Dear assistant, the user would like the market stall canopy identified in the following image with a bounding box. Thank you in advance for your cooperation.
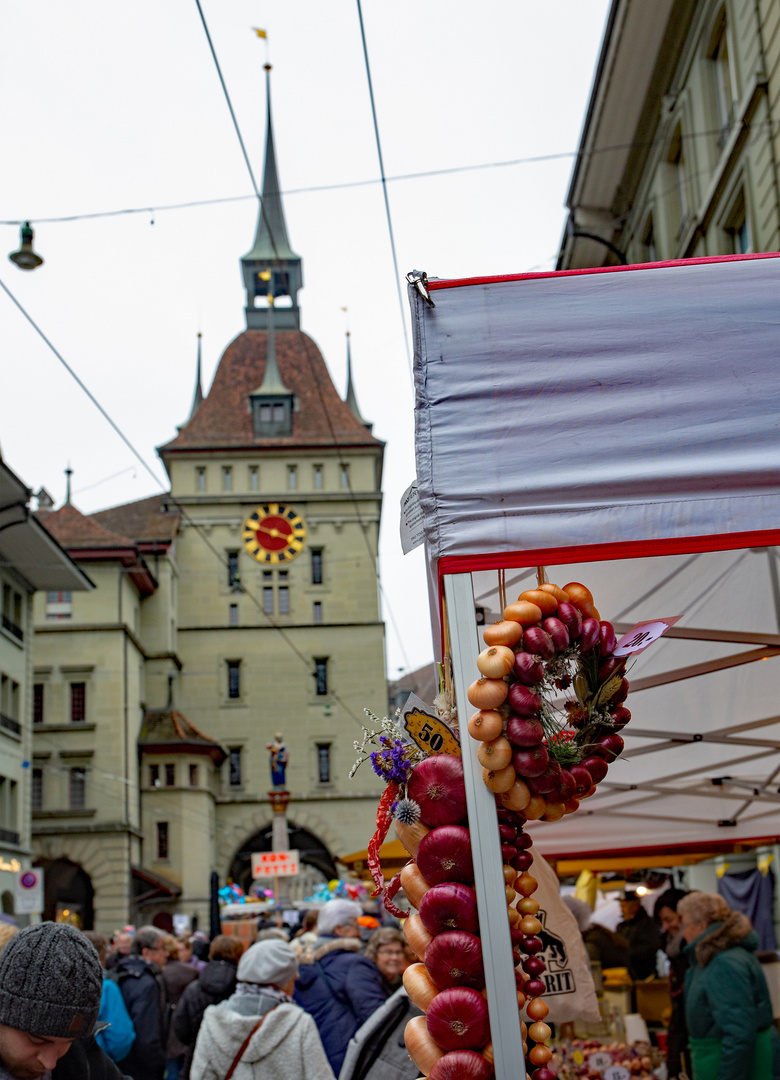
[410,254,780,859]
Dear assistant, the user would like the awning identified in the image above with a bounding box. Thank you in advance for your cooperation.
[132,865,181,906]
[339,839,409,879]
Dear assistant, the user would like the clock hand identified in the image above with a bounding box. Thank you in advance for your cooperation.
[249,523,289,540]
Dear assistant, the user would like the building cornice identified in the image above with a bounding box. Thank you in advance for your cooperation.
[33,622,183,670]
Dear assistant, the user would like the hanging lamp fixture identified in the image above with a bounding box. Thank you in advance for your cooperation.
[9,222,44,271]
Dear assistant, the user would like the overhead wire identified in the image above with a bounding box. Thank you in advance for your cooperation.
[3,119,778,227]
[354,0,413,384]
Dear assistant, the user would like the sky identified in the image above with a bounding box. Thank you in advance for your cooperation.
[0,0,610,680]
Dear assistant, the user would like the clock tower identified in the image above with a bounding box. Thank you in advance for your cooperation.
[157,68,386,903]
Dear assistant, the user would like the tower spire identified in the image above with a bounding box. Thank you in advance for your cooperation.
[64,466,73,505]
[187,333,204,422]
[241,65,303,331]
[344,333,372,433]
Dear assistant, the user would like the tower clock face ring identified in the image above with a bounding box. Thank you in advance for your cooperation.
[242,503,306,564]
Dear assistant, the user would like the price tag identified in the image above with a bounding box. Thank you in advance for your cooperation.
[401,693,461,756]
[613,616,680,656]
[603,1067,630,1080]
[589,1051,613,1070]
[572,1049,585,1066]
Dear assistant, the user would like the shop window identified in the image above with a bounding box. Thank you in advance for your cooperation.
[317,743,332,784]
[70,683,86,723]
[228,747,242,787]
[311,549,323,585]
[33,683,44,724]
[157,822,168,860]
[314,658,328,696]
[69,768,86,810]
[227,661,241,699]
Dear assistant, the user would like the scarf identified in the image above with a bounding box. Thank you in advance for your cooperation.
[235,983,294,1004]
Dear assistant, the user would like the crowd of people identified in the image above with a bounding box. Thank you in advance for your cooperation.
[0,899,417,1080]
[0,890,778,1080]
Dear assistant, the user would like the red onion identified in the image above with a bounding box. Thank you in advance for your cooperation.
[419,882,479,936]
[408,755,467,828]
[429,1050,493,1080]
[512,850,533,871]
[525,978,546,997]
[523,627,555,661]
[598,657,623,681]
[417,826,474,885]
[501,843,518,863]
[528,763,562,795]
[523,955,546,975]
[610,706,631,730]
[599,621,618,654]
[552,768,576,802]
[506,715,544,746]
[514,831,533,851]
[424,930,484,990]
[595,732,624,761]
[580,618,600,652]
[426,986,490,1052]
[496,807,523,826]
[533,1069,557,1080]
[542,616,570,652]
[512,744,549,778]
[569,764,593,795]
[520,935,544,955]
[610,677,629,704]
[507,684,542,717]
[513,651,545,685]
[557,601,582,638]
[581,755,608,783]
[498,824,517,843]
[509,925,524,947]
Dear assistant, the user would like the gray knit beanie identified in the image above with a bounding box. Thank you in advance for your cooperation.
[0,922,102,1038]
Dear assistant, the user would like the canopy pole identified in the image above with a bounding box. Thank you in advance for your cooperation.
[443,572,526,1080]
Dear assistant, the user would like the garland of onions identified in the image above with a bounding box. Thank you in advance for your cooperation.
[356,578,631,1080]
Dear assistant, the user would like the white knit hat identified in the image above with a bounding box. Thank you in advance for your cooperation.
[316,899,363,936]
[237,939,298,988]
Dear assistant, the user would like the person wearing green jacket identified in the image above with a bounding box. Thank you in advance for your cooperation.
[679,892,780,1080]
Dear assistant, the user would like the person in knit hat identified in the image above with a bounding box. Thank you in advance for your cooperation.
[0,921,125,1080]
[191,939,334,1080]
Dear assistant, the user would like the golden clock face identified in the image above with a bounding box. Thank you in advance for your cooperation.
[242,503,306,564]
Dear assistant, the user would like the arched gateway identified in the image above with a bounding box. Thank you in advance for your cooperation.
[229,823,337,897]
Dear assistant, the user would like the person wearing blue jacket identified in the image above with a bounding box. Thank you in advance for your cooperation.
[293,900,387,1075]
[84,932,136,1064]
[679,892,780,1080]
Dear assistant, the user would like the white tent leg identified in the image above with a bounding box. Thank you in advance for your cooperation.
[444,572,526,1080]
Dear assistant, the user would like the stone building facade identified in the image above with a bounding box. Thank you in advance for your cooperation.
[558,0,780,270]
[30,81,387,933]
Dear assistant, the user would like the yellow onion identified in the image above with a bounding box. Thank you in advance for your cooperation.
[467,678,508,710]
[467,709,504,742]
[400,861,432,909]
[395,819,431,857]
[404,1014,445,1075]
[482,763,516,793]
[403,963,439,1012]
[483,620,524,647]
[476,645,515,679]
[477,736,513,770]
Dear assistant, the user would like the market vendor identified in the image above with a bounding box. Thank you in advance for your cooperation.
[679,892,780,1080]
[617,890,662,980]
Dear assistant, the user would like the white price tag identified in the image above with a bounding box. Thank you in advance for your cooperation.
[603,1067,630,1080]
[399,480,425,554]
[613,616,680,656]
[589,1051,613,1070]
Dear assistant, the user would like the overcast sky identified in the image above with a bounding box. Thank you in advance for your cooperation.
[1,0,609,681]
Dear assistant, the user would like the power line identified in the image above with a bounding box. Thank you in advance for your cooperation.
[3,119,776,228]
[355,0,412,384]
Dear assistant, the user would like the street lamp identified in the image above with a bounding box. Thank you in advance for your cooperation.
[9,222,44,270]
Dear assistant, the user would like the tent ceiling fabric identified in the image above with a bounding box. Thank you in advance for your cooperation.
[410,255,780,858]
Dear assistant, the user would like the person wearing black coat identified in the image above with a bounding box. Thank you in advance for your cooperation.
[53,1037,128,1080]
[113,926,169,1080]
[617,892,662,981]
[172,935,243,1080]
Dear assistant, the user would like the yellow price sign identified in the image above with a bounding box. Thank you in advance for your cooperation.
[572,1050,585,1066]
[402,708,460,757]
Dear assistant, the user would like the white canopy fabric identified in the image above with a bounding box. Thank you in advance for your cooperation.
[410,255,780,857]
